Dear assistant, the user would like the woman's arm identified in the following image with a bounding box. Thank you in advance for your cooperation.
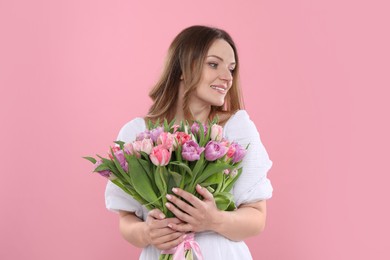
[166,185,267,241]
[118,209,186,250]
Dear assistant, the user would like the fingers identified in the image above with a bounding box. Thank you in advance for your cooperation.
[172,187,202,207]
[166,193,196,216]
[150,226,180,241]
[168,222,193,233]
[156,233,187,251]
[147,211,181,231]
[165,201,192,223]
[195,184,214,201]
[148,209,166,220]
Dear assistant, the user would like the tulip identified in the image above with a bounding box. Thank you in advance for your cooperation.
[95,160,111,178]
[136,130,151,141]
[140,138,153,154]
[108,146,121,160]
[182,140,205,161]
[150,145,171,166]
[124,142,135,155]
[114,150,128,172]
[175,131,191,145]
[210,124,223,141]
[230,142,247,163]
[204,141,228,161]
[191,122,208,136]
[150,127,164,143]
[157,132,175,151]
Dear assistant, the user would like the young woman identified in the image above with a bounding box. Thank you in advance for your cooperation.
[105,25,273,259]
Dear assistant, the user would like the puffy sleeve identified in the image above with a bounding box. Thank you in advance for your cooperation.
[104,117,146,219]
[224,110,273,206]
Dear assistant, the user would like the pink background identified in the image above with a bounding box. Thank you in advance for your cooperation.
[1,0,389,259]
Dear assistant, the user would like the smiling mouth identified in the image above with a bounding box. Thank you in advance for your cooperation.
[210,85,227,92]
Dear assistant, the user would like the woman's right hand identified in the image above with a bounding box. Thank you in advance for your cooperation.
[145,209,186,250]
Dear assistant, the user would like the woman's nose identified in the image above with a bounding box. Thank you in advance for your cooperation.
[219,67,233,81]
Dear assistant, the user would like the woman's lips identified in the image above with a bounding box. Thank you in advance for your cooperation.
[210,85,227,94]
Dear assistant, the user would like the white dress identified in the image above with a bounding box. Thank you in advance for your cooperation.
[105,110,273,260]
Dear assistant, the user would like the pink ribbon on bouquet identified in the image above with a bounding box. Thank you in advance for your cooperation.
[162,233,203,260]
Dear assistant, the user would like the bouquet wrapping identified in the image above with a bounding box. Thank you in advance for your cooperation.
[84,118,248,260]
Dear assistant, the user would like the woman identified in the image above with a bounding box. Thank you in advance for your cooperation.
[105,25,273,259]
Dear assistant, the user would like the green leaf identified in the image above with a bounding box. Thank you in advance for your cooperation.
[128,157,160,205]
[226,201,237,211]
[206,186,215,193]
[147,119,153,130]
[94,164,110,172]
[195,162,233,184]
[200,171,223,186]
[114,141,125,149]
[168,117,176,132]
[199,122,205,146]
[192,154,205,177]
[82,156,97,164]
[154,166,167,196]
[214,192,235,211]
[211,115,219,125]
[223,167,243,192]
[109,148,133,185]
[168,170,182,187]
[169,161,193,177]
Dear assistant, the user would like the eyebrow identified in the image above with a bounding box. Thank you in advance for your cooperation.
[207,55,236,65]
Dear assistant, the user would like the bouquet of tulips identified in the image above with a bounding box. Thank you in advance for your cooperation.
[84,118,248,260]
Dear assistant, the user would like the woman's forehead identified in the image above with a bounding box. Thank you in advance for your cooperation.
[207,39,236,63]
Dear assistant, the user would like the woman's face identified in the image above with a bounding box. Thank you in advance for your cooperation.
[189,39,236,108]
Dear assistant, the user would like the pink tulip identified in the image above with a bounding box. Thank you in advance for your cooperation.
[124,142,135,155]
[108,146,121,160]
[171,124,180,133]
[210,124,223,141]
[140,138,153,154]
[132,141,142,152]
[149,145,171,166]
[174,131,191,145]
[226,145,236,158]
[157,132,175,150]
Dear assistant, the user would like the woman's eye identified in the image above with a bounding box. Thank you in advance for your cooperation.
[208,62,218,68]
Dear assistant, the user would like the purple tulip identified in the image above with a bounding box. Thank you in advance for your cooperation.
[182,140,205,161]
[204,141,228,161]
[95,160,111,178]
[136,130,151,141]
[114,150,128,172]
[150,127,164,143]
[231,143,247,163]
[191,122,208,136]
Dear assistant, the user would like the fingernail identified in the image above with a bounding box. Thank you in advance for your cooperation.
[168,224,173,228]
[182,234,187,240]
[166,194,172,200]
[172,188,178,193]
[159,213,165,219]
[165,202,171,208]
[197,184,202,189]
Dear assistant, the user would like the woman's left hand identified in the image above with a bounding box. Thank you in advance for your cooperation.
[165,184,220,233]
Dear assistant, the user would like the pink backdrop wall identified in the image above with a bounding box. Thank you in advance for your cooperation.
[1,0,389,259]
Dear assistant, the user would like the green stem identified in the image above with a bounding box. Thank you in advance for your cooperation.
[160,167,168,214]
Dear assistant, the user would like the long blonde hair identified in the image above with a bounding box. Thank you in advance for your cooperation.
[146,25,244,125]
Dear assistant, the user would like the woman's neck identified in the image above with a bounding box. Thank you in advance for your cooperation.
[189,104,211,124]
[174,84,211,124]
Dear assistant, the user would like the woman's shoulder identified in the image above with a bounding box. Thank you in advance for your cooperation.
[117,117,146,142]
[223,110,251,127]
[223,110,258,137]
[216,110,248,126]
